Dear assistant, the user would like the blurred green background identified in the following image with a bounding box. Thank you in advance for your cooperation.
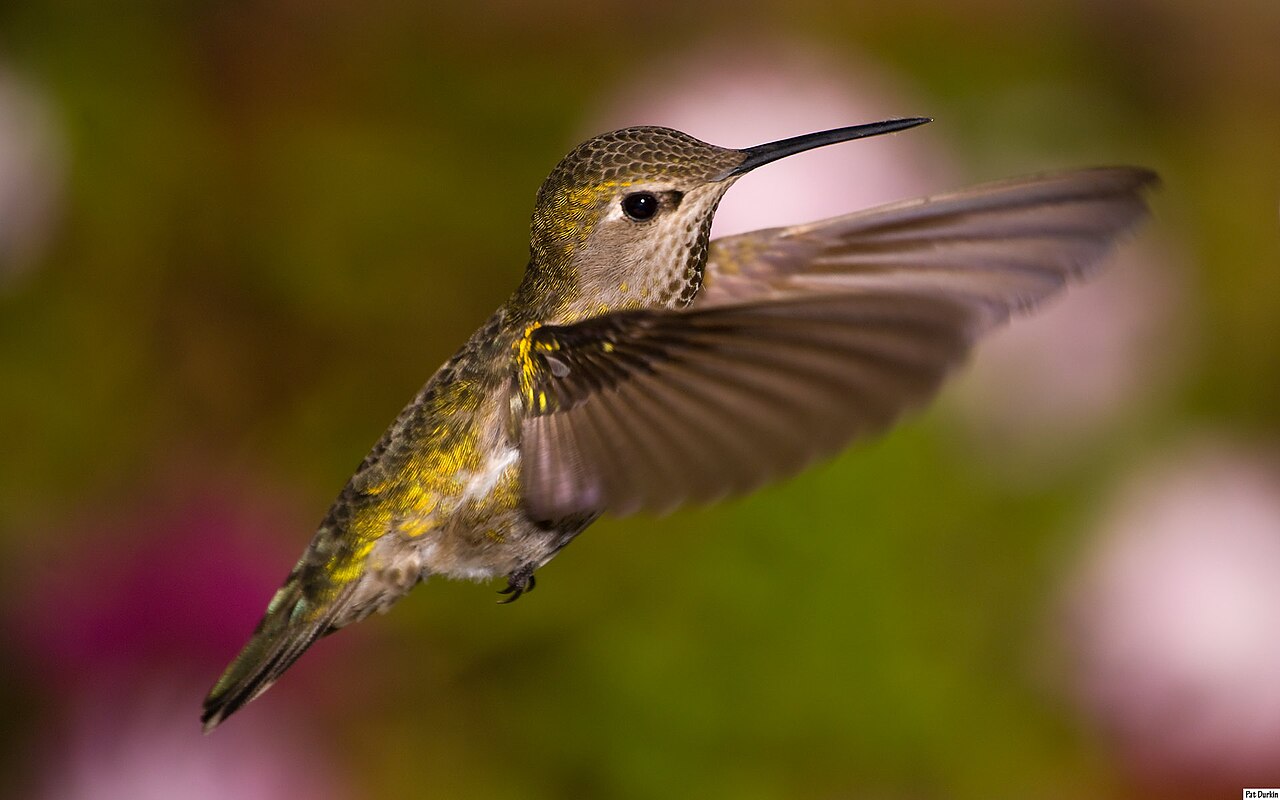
[2,1,1279,798]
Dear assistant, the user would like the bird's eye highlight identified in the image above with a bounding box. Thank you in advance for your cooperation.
[621,192,659,221]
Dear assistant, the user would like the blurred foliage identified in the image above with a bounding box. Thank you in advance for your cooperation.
[1,1,1277,798]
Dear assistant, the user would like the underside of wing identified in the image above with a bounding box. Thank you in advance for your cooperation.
[700,167,1158,325]
[518,292,983,521]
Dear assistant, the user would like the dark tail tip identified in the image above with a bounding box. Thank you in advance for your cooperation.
[200,581,338,732]
[201,622,326,733]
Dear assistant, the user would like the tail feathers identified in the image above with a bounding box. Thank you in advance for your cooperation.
[201,577,353,733]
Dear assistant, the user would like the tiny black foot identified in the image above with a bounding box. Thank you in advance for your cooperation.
[497,565,537,604]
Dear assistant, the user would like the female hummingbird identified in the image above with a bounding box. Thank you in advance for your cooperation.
[201,118,1156,731]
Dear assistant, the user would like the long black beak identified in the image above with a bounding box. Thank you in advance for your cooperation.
[721,117,931,179]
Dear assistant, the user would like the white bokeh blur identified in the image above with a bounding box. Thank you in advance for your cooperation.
[38,683,344,800]
[0,65,63,283]
[584,38,955,238]
[953,237,1189,478]
[1064,443,1280,780]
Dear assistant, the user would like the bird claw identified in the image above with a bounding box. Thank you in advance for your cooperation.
[497,567,536,604]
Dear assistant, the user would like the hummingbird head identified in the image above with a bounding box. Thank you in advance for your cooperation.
[520,118,930,321]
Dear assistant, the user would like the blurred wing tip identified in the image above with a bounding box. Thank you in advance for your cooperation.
[1072,163,1157,180]
[1012,164,1160,190]
[1088,165,1162,209]
[1104,165,1160,187]
[1133,166,1161,188]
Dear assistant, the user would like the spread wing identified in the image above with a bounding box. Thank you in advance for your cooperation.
[516,292,983,520]
[517,167,1157,521]
[699,167,1158,314]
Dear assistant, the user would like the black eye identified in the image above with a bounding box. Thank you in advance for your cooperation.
[621,192,659,221]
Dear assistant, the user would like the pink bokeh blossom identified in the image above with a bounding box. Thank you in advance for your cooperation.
[585,39,955,238]
[1064,443,1280,785]
[952,238,1188,478]
[0,65,64,281]
[8,483,355,799]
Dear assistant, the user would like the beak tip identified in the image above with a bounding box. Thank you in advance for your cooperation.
[725,116,934,178]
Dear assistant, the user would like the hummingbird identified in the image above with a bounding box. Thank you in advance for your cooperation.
[201,118,1156,731]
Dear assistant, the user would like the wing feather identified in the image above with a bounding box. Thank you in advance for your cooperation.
[518,167,1157,520]
[700,167,1158,323]
[519,292,980,519]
